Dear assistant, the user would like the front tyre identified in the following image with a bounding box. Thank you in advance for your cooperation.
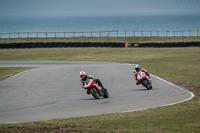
[90,88,100,99]
[142,79,151,90]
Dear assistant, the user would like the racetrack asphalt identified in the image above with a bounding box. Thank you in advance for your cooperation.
[0,61,193,124]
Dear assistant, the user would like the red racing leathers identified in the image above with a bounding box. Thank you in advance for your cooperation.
[134,68,150,85]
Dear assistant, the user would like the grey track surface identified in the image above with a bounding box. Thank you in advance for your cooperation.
[0,61,192,124]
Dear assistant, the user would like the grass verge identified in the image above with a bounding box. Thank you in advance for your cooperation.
[0,47,200,132]
[0,67,34,81]
[0,36,200,44]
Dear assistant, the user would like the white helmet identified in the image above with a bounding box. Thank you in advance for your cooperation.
[80,71,86,80]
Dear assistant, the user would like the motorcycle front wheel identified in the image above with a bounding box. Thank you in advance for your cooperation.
[90,87,100,99]
[142,79,151,90]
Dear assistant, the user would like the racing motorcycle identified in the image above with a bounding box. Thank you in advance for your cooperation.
[83,79,109,99]
[136,71,152,90]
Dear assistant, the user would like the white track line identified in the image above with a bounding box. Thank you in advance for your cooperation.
[6,68,38,80]
[122,63,195,113]
[0,121,18,124]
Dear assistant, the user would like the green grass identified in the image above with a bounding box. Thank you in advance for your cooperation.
[0,47,200,133]
[0,67,34,81]
[1,36,200,44]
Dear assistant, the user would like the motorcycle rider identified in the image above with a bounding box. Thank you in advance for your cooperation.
[80,71,104,94]
[133,65,151,85]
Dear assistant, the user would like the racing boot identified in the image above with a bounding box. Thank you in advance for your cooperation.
[86,91,90,95]
[136,80,140,85]
[99,90,103,97]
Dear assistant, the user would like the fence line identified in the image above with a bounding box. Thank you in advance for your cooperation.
[0,30,199,39]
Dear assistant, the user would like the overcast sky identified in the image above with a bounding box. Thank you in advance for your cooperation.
[0,0,200,16]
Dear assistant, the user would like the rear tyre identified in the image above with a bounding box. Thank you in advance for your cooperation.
[150,83,153,89]
[103,88,109,98]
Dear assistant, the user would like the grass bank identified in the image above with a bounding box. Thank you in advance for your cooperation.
[0,67,34,81]
[0,47,200,132]
[0,36,200,44]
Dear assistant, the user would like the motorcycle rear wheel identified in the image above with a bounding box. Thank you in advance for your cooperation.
[150,83,153,89]
[103,88,109,98]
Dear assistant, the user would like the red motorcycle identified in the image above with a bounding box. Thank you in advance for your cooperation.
[83,79,109,99]
[136,71,152,90]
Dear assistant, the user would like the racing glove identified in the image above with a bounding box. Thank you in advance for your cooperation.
[145,71,149,75]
